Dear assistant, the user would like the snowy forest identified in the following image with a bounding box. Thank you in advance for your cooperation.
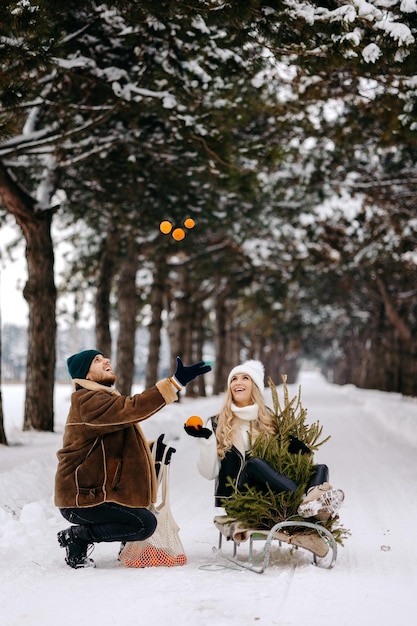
[1,0,417,441]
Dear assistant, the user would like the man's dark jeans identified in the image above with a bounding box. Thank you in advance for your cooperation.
[59,502,157,544]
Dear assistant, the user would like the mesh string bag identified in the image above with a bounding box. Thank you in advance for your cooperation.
[119,446,187,568]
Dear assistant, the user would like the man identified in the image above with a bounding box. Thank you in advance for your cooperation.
[55,350,211,569]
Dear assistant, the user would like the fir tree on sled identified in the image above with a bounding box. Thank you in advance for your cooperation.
[217,375,349,564]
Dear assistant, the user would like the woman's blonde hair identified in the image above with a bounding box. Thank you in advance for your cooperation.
[215,383,276,459]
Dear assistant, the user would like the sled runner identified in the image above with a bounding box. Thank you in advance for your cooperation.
[213,514,337,573]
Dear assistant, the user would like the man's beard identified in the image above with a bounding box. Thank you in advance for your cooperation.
[97,372,117,386]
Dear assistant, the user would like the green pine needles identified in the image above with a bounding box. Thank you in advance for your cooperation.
[223,375,350,545]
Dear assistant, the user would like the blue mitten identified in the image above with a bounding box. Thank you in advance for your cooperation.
[184,423,212,439]
[172,356,211,387]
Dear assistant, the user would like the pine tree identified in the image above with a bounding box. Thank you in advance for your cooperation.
[223,375,349,544]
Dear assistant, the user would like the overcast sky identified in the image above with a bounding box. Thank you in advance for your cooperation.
[0,224,28,326]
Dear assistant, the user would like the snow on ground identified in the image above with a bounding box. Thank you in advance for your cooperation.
[0,370,416,626]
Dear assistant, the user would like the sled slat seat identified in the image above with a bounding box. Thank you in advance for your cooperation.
[213,514,337,573]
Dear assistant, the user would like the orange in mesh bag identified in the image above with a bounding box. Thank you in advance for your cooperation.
[119,444,187,568]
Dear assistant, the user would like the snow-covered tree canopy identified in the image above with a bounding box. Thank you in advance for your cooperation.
[1,0,417,403]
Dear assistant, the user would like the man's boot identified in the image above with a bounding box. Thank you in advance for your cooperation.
[57,527,95,569]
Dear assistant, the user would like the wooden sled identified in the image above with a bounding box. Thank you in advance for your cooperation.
[213,515,337,573]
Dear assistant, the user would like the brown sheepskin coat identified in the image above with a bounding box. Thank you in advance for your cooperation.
[54,378,178,509]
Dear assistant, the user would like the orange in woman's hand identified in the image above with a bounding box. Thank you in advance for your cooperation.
[185,415,203,429]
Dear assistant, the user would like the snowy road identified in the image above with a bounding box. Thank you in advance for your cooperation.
[0,370,416,625]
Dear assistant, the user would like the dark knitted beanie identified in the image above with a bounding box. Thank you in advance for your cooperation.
[67,349,104,379]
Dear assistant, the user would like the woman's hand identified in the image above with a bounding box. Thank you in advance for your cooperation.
[184,423,212,439]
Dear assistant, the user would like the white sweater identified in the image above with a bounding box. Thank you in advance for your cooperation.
[196,404,258,480]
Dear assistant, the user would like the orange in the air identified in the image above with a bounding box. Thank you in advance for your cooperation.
[159,220,173,234]
[184,218,195,229]
[172,228,185,241]
[186,415,203,429]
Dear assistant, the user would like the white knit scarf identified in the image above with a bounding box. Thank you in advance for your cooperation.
[231,403,259,454]
[231,402,259,421]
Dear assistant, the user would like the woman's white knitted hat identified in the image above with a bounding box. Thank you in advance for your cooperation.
[227,360,265,391]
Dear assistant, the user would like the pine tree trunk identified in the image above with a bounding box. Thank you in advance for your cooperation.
[95,225,120,357]
[375,275,411,342]
[22,213,56,431]
[0,313,8,444]
[0,389,7,445]
[116,240,139,395]
[213,290,227,394]
[0,163,56,432]
[186,301,205,398]
[146,256,167,388]
[168,263,191,372]
[213,294,241,394]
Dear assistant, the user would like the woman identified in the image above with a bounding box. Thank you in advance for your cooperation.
[185,360,344,520]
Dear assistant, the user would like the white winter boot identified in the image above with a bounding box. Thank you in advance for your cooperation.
[297,482,345,521]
